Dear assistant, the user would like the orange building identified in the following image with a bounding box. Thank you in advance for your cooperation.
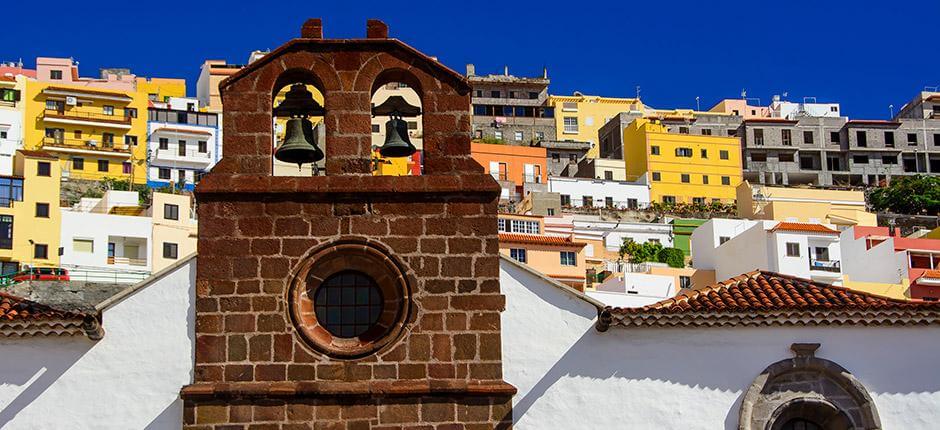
[471,143,546,201]
[497,214,587,289]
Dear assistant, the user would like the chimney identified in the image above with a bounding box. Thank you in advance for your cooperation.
[366,19,388,38]
[300,18,323,39]
[543,67,548,79]
[504,65,509,76]
[466,63,475,77]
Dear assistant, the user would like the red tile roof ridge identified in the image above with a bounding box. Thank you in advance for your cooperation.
[771,222,839,234]
[498,233,586,247]
[0,291,88,321]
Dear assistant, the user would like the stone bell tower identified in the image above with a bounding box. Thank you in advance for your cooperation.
[182,18,515,428]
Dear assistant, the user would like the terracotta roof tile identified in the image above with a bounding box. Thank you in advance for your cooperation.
[0,292,90,337]
[771,222,839,234]
[499,233,585,248]
[598,271,940,329]
[920,270,940,280]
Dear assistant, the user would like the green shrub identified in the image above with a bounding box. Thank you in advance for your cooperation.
[657,247,686,268]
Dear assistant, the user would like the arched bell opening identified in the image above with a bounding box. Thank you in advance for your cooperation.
[272,69,327,177]
[370,69,424,176]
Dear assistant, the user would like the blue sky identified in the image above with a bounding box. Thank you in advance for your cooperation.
[3,0,937,118]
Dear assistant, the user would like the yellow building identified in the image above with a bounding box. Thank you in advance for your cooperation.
[622,118,742,204]
[736,181,877,228]
[21,58,183,185]
[0,150,62,273]
[151,192,197,272]
[549,94,644,158]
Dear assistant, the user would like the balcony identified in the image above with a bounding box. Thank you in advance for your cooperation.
[42,109,133,129]
[107,256,148,267]
[153,148,213,165]
[42,137,131,156]
[809,259,841,273]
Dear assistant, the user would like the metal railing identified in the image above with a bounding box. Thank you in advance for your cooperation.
[155,148,212,159]
[42,136,131,153]
[43,108,133,125]
[809,259,840,272]
[107,256,148,267]
[64,267,151,284]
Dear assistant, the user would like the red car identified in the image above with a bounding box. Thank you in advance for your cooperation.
[12,267,70,282]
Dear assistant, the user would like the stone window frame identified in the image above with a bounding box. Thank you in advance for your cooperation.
[288,239,412,359]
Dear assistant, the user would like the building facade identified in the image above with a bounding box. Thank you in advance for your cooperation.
[736,181,877,227]
[147,97,220,189]
[549,94,644,158]
[471,142,547,203]
[547,176,650,210]
[0,74,25,175]
[498,214,586,289]
[468,65,554,145]
[0,150,61,273]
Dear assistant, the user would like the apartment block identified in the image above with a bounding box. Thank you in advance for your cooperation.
[468,65,555,146]
[550,93,644,158]
[498,214,587,289]
[548,176,650,210]
[147,97,220,189]
[841,226,940,300]
[0,73,24,175]
[471,142,546,202]
[736,181,876,228]
[0,150,62,273]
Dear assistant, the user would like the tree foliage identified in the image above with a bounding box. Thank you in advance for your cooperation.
[657,247,686,268]
[868,175,940,215]
[619,239,686,268]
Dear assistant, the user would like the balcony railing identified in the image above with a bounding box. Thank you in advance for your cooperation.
[42,137,131,154]
[523,174,542,184]
[43,109,133,125]
[107,256,148,267]
[490,172,509,181]
[809,259,841,272]
[155,148,212,159]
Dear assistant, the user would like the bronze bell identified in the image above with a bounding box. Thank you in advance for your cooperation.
[275,117,324,167]
[273,84,325,118]
[379,117,416,158]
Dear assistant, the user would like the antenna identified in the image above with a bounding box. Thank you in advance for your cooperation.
[695,96,700,111]
[782,91,788,99]
[888,104,894,118]
[635,85,641,100]
[741,89,747,99]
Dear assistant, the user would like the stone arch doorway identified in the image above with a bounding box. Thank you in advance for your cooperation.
[739,343,881,430]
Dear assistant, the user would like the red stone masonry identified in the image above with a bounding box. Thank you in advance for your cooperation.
[183,18,514,429]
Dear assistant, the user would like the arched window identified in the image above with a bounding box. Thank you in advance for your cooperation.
[271,72,326,177]
[370,70,424,176]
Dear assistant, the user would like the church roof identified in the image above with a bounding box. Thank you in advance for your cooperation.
[598,271,940,330]
[0,291,91,337]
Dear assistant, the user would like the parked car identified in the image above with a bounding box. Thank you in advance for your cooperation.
[12,267,70,282]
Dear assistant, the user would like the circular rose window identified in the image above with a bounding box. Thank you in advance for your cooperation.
[289,241,411,358]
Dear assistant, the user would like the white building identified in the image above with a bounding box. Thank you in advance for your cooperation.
[500,255,940,429]
[545,214,674,253]
[0,74,25,175]
[548,176,650,209]
[587,270,676,307]
[147,97,220,190]
[0,256,195,429]
[692,219,843,284]
[769,96,841,119]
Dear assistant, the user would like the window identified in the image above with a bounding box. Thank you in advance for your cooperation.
[882,155,897,165]
[605,197,614,208]
[719,236,730,245]
[885,131,895,147]
[720,150,729,160]
[34,244,48,260]
[754,129,764,145]
[779,153,794,162]
[159,137,169,150]
[627,198,638,209]
[179,170,186,183]
[800,156,815,170]
[178,140,186,156]
[547,208,555,216]
[73,239,94,253]
[0,178,23,207]
[582,196,593,207]
[125,135,138,146]
[803,131,814,144]
[50,70,62,80]
[125,108,137,118]
[510,248,527,263]
[814,246,829,261]
[163,242,179,259]
[679,276,692,289]
[701,128,712,136]
[781,129,792,146]
[508,91,516,99]
[474,130,482,139]
[692,197,705,205]
[561,102,578,111]
[681,174,690,183]
[568,154,577,162]
[721,176,731,185]
[490,90,500,98]
[0,215,12,249]
[604,171,613,180]
[514,131,523,141]
[650,146,660,155]
[560,194,571,207]
[72,157,84,170]
[198,140,207,153]
[103,105,115,116]
[474,90,482,98]
[371,124,380,133]
[651,172,661,181]
[535,131,544,141]
[35,203,49,218]
[678,126,689,134]
[560,251,577,266]
[102,133,114,146]
[751,153,767,162]
[830,131,840,143]
[529,92,538,99]
[853,155,869,164]
[164,203,180,220]
[856,130,867,147]
[702,175,709,184]
[675,148,693,157]
[563,117,578,133]
[158,168,171,180]
[786,242,800,257]
[907,133,918,145]
[509,219,539,234]
[494,130,502,140]
[97,160,109,172]
[701,149,707,158]
[73,130,82,139]
[37,161,51,177]
[727,129,737,137]
[935,134,940,146]
[551,153,560,162]
[662,196,676,204]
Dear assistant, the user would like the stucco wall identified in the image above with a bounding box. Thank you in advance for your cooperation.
[500,259,940,429]
[59,209,153,273]
[548,176,650,209]
[0,258,195,429]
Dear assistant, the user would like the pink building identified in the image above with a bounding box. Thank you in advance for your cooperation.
[708,99,770,118]
[850,226,940,300]
[35,57,137,91]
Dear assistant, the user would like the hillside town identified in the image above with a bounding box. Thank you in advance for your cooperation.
[0,17,938,430]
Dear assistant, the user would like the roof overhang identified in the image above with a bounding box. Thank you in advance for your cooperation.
[43,87,133,103]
